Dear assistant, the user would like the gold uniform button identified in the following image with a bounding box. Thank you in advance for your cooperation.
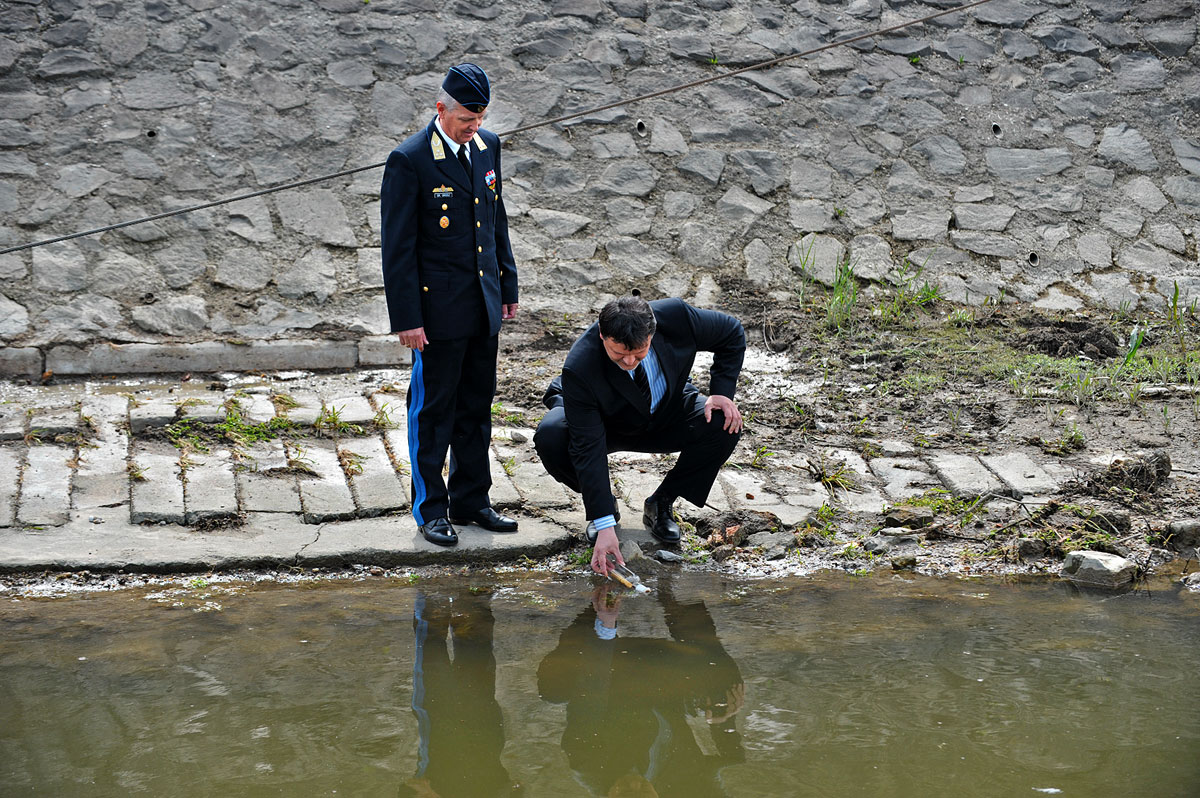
[477,245,482,253]
[422,286,429,292]
[474,197,479,205]
[476,221,481,228]
[441,203,447,210]
[478,270,483,276]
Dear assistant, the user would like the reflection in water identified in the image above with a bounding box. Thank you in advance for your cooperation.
[0,573,1198,796]
[538,580,745,797]
[404,589,517,797]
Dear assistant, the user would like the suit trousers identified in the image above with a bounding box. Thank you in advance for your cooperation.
[407,333,497,524]
[534,392,741,509]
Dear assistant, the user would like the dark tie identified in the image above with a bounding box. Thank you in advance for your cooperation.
[633,363,652,408]
[457,146,471,180]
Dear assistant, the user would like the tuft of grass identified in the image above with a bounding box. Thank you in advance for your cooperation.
[805,453,858,494]
[825,258,859,330]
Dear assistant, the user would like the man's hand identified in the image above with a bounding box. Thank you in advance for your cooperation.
[705,394,743,433]
[397,327,428,352]
[591,583,622,627]
[502,302,519,320]
[590,526,623,577]
[706,682,746,725]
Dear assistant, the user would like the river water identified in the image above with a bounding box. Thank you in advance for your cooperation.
[2,571,1197,797]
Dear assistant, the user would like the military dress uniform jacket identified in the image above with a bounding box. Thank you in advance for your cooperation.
[543,299,745,520]
[380,117,518,340]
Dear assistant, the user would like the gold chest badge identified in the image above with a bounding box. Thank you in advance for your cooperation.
[439,216,449,229]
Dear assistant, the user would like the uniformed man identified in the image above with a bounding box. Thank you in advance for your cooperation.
[380,63,520,547]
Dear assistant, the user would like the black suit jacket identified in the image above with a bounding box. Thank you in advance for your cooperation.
[543,299,745,519]
[380,117,518,340]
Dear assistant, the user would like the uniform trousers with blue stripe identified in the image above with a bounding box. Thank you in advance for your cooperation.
[406,332,498,525]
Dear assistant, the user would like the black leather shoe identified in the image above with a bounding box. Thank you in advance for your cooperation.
[419,518,458,547]
[450,507,518,533]
[643,497,681,545]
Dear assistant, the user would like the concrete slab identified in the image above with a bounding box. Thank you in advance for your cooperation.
[129,442,185,525]
[0,446,20,527]
[17,444,74,526]
[981,451,1060,498]
[338,435,406,517]
[929,451,1005,497]
[178,396,225,424]
[227,391,275,424]
[321,394,375,428]
[869,456,942,500]
[75,394,130,511]
[292,439,357,523]
[494,440,574,510]
[238,440,302,513]
[0,404,25,441]
[296,513,572,567]
[487,446,523,509]
[129,398,177,434]
[381,427,413,484]
[28,405,77,439]
[184,447,239,523]
[283,390,322,427]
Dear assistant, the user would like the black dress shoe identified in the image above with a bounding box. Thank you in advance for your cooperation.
[450,507,519,533]
[419,518,458,547]
[643,497,681,545]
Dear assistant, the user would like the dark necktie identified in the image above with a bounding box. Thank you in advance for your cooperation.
[457,146,471,180]
[634,363,652,408]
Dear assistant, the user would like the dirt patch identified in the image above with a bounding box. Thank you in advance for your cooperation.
[1018,317,1122,359]
[1068,452,1172,505]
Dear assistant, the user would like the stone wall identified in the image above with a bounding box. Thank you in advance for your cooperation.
[0,0,1198,377]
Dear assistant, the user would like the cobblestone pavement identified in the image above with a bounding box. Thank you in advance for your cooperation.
[0,369,1087,574]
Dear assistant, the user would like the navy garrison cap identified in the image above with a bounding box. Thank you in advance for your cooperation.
[442,63,490,113]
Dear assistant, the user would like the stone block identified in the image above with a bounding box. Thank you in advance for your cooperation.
[73,403,130,511]
[17,444,73,526]
[184,447,239,523]
[321,393,374,427]
[981,452,1059,498]
[292,439,357,523]
[0,404,25,441]
[0,446,19,526]
[358,335,412,366]
[0,347,41,379]
[46,340,359,375]
[129,398,178,434]
[238,440,302,513]
[339,436,406,517]
[130,442,185,525]
[495,440,574,510]
[929,452,1005,497]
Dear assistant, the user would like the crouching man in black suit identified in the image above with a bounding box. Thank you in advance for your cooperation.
[534,295,745,576]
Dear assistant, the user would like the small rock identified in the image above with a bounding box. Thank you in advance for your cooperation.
[884,505,935,529]
[1016,537,1047,561]
[654,549,684,563]
[710,545,736,561]
[863,535,891,554]
[369,566,384,576]
[891,553,917,570]
[1061,550,1137,588]
[619,540,645,564]
[1182,572,1200,591]
[509,430,529,444]
[1166,519,1200,550]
